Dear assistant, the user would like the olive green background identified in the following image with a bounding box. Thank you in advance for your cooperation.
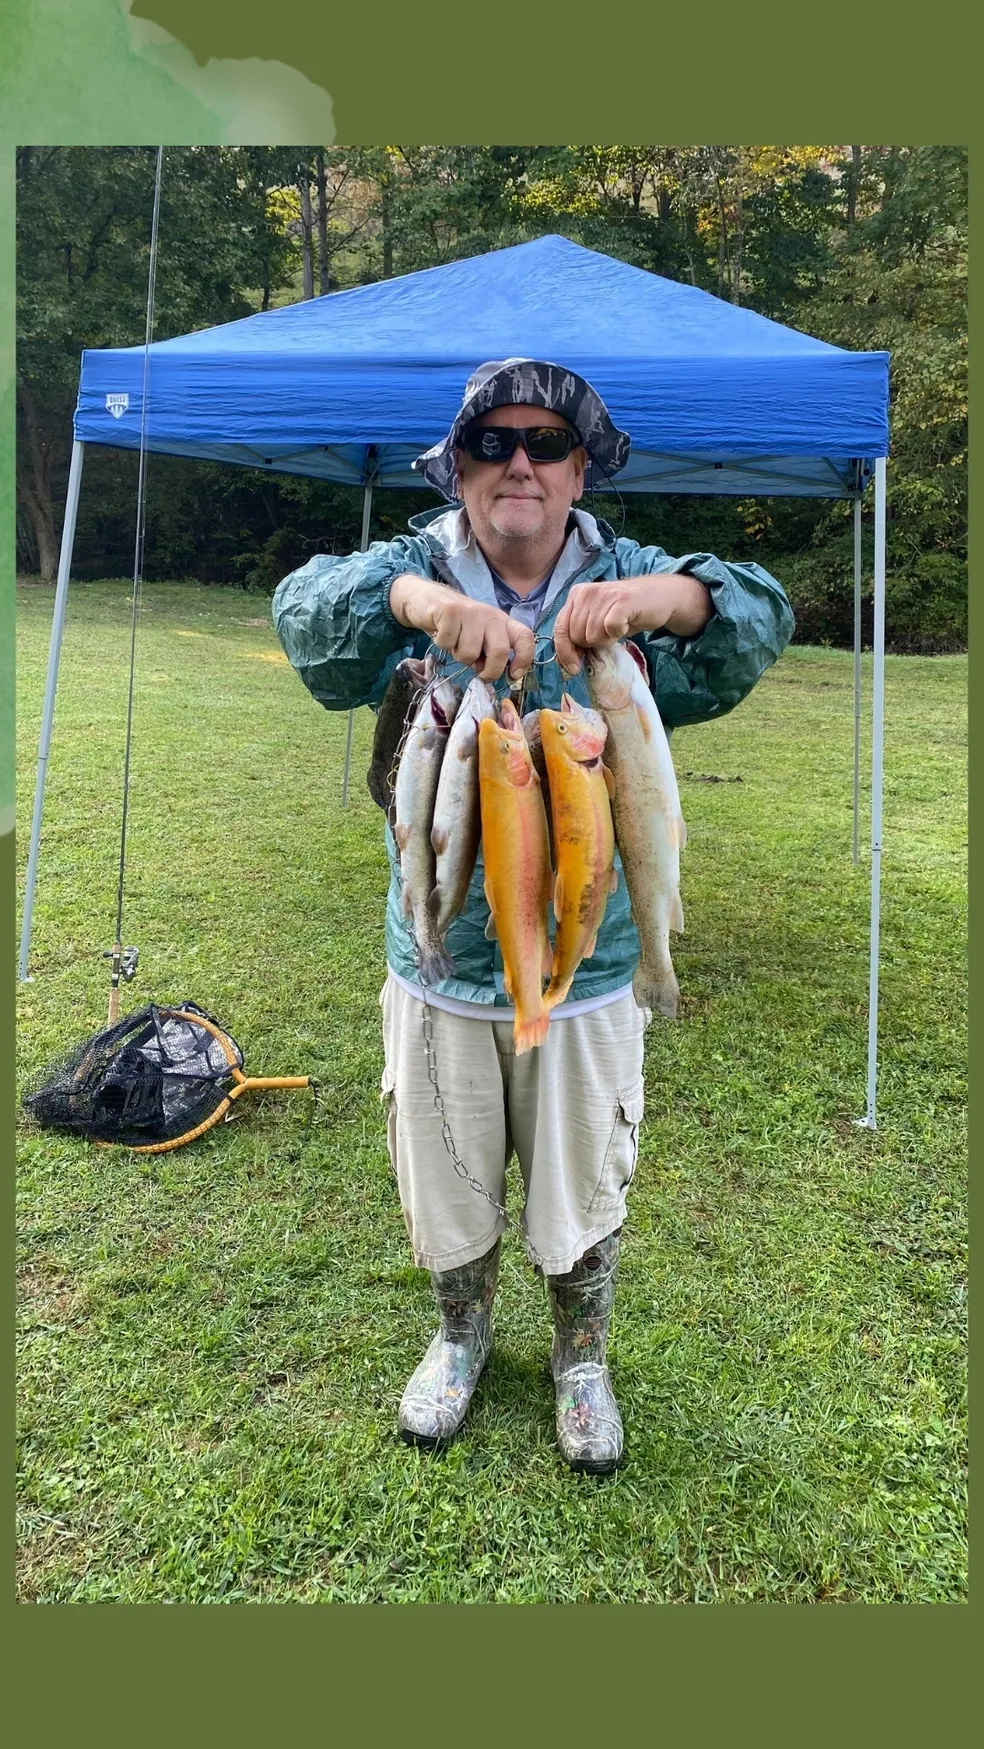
[3,0,975,1726]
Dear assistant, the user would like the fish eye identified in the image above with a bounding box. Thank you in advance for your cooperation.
[557,723,568,734]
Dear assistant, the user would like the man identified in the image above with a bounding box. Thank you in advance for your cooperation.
[273,358,794,1474]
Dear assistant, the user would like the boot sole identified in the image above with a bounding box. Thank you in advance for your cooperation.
[566,1453,623,1476]
[398,1425,460,1452]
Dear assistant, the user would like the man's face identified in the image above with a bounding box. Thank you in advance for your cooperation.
[454,405,587,551]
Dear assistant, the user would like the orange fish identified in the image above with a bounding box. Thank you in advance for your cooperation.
[478,698,552,1054]
[540,695,617,1009]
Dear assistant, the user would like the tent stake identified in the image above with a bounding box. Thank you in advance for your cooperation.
[852,495,862,864]
[341,472,375,807]
[18,439,86,981]
[857,457,886,1130]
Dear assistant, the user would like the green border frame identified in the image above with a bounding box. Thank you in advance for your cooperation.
[3,0,975,1726]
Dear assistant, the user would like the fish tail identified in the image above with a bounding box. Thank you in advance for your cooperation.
[513,1007,550,1055]
[417,942,456,985]
[632,958,680,1020]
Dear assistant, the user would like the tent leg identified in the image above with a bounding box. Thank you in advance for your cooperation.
[852,495,862,864]
[341,478,375,808]
[18,440,85,981]
[857,458,886,1130]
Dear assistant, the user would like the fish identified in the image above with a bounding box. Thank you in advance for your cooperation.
[540,695,617,1010]
[393,672,463,983]
[367,655,431,824]
[584,640,686,1018]
[521,710,554,860]
[478,697,553,1055]
[429,676,497,948]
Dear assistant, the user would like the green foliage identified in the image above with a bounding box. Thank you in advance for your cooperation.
[16,585,966,1602]
[16,147,967,649]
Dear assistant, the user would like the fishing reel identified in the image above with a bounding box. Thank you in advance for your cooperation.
[103,945,139,983]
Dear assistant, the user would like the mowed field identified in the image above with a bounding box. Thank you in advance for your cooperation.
[16,579,967,1604]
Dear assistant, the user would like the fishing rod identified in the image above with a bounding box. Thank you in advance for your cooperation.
[105,145,163,1026]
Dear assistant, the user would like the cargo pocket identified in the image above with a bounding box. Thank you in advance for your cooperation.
[586,1080,645,1213]
[379,1064,399,1181]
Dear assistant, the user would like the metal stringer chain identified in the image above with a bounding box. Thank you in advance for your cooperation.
[406,918,511,1229]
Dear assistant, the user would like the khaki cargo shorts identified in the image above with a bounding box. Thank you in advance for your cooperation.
[379,974,647,1277]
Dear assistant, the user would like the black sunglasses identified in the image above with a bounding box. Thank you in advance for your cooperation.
[458,422,582,464]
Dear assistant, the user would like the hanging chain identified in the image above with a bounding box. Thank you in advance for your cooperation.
[407,923,511,1227]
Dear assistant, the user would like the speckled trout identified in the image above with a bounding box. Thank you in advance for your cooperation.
[393,673,462,983]
[584,641,686,1018]
[429,676,497,948]
[540,696,617,1010]
[478,698,552,1054]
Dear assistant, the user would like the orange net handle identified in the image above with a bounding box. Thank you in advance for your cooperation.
[228,1076,311,1097]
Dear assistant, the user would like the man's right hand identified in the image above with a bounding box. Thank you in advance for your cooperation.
[389,574,534,684]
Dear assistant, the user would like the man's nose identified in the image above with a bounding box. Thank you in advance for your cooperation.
[505,440,535,479]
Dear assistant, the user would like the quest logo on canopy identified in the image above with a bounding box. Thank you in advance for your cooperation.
[106,394,129,419]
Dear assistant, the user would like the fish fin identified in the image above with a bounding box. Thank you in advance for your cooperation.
[484,911,498,941]
[430,824,449,856]
[670,891,685,934]
[400,884,413,921]
[426,883,443,920]
[667,814,687,853]
[602,762,616,800]
[609,867,619,894]
[633,701,653,742]
[583,934,598,960]
[514,1008,550,1055]
[502,967,514,999]
[544,976,574,1010]
[394,823,410,852]
[633,958,680,1020]
[552,872,565,923]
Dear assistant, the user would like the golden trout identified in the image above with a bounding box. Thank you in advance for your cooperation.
[584,641,686,1018]
[393,674,462,983]
[478,698,552,1055]
[540,695,617,1009]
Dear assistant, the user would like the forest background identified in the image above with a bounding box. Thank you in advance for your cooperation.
[16,145,967,652]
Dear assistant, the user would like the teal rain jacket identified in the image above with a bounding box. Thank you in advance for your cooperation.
[272,506,794,1007]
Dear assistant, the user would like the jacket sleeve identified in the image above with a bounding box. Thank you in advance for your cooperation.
[272,537,432,711]
[614,541,795,728]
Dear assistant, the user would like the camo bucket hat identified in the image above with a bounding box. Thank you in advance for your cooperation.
[412,358,632,501]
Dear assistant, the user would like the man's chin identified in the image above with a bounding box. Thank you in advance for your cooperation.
[488,508,545,541]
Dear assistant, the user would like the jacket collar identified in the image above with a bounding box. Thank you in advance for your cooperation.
[407,505,615,621]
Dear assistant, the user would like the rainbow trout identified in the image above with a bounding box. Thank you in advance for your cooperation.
[429,676,497,949]
[393,673,462,983]
[584,641,686,1018]
[478,698,552,1054]
[540,696,617,1009]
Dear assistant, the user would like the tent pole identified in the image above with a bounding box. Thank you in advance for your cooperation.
[341,475,375,807]
[18,439,86,981]
[852,495,862,864]
[858,457,887,1129]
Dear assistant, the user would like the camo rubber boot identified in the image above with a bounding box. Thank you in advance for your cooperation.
[398,1241,500,1448]
[547,1230,623,1474]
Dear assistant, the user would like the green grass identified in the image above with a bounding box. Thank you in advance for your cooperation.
[16,579,967,1604]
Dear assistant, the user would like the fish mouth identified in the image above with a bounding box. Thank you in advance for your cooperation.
[431,697,450,729]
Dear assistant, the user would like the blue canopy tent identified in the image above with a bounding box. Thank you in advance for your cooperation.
[20,234,891,1123]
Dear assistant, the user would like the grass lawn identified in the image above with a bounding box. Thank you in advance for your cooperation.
[16,579,967,1604]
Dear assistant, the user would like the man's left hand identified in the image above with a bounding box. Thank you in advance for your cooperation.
[553,574,713,675]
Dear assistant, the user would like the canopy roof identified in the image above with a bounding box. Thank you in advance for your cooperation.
[74,233,889,498]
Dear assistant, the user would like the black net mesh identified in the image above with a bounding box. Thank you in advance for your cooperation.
[22,1004,244,1146]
